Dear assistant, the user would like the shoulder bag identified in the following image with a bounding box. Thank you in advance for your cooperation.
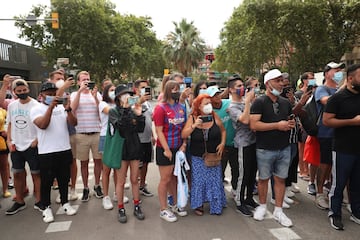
[202,128,221,167]
[102,108,124,169]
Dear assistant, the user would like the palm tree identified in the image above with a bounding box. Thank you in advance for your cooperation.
[163,19,206,76]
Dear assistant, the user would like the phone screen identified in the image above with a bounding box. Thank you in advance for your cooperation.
[87,82,95,89]
[184,77,192,88]
[145,87,151,94]
[200,115,213,123]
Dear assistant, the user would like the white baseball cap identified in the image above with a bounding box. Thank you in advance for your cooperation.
[264,69,282,84]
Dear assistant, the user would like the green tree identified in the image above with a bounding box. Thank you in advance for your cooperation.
[14,0,165,82]
[163,19,206,76]
[214,0,360,79]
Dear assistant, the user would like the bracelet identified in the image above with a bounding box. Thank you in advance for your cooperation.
[65,107,72,112]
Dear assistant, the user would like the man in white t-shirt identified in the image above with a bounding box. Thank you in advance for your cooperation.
[70,71,103,201]
[31,82,78,223]
[5,79,41,215]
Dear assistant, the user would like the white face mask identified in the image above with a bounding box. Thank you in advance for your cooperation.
[140,88,146,96]
[120,93,130,104]
[109,91,115,100]
[202,103,213,114]
[55,79,65,88]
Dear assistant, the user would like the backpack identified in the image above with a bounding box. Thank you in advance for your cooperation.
[299,87,331,136]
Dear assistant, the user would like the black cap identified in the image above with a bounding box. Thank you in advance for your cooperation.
[115,84,134,98]
[40,82,57,92]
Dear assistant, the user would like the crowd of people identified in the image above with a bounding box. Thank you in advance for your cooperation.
[0,62,359,231]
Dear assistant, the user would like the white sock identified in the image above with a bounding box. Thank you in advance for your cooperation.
[274,206,282,213]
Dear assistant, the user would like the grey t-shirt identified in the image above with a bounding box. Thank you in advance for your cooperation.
[228,101,256,148]
[138,101,153,143]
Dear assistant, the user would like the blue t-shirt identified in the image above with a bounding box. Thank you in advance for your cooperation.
[314,85,337,138]
[213,99,235,147]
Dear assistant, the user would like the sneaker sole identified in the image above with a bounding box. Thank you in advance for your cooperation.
[6,205,26,215]
[236,209,253,217]
[350,215,360,225]
[81,197,90,202]
[316,203,329,210]
[34,205,44,212]
[330,218,344,230]
[160,216,177,222]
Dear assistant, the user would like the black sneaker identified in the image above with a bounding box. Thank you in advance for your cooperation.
[118,208,127,223]
[94,186,104,199]
[236,205,253,217]
[140,187,154,197]
[81,188,90,202]
[329,215,344,230]
[134,205,145,220]
[34,201,45,212]
[244,198,259,209]
[5,202,26,215]
[307,183,316,196]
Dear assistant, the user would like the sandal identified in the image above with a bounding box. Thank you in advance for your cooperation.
[194,207,204,216]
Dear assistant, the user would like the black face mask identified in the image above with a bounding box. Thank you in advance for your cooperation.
[16,93,29,100]
[171,92,180,102]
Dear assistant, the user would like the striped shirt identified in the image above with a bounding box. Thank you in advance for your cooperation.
[153,102,186,149]
[70,91,101,133]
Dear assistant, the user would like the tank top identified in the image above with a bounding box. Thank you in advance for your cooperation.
[190,120,221,157]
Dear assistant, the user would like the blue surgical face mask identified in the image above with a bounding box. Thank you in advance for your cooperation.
[333,71,343,84]
[254,87,261,95]
[44,95,55,105]
[308,79,316,86]
[271,88,281,97]
[199,89,207,95]
[268,82,282,97]
[109,91,115,100]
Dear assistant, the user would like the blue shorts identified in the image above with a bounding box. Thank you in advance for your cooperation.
[11,146,39,174]
[98,136,106,153]
[256,146,291,180]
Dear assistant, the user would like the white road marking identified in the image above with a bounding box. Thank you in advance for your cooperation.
[45,221,72,233]
[269,228,301,240]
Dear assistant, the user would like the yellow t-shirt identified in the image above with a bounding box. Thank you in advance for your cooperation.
[0,108,6,132]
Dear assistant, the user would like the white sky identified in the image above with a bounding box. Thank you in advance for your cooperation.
[0,0,242,47]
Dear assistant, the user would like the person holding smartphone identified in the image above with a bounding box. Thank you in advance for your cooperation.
[109,84,146,223]
[153,80,187,222]
[134,79,154,197]
[181,93,226,215]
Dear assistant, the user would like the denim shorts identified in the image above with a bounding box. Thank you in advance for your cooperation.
[98,136,106,153]
[11,146,39,174]
[256,145,291,180]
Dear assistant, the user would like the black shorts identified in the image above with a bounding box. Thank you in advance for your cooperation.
[140,142,153,164]
[318,137,333,165]
[156,146,178,166]
[11,146,39,174]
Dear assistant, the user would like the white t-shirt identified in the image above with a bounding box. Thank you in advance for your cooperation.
[30,103,71,154]
[98,101,115,136]
[70,91,101,133]
[6,98,39,151]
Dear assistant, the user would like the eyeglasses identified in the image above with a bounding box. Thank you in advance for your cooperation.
[273,102,280,115]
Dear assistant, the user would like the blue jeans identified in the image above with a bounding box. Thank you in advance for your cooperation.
[256,146,291,180]
[329,152,360,218]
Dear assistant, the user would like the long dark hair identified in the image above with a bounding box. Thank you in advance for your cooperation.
[194,80,207,98]
[162,80,179,103]
[102,83,115,103]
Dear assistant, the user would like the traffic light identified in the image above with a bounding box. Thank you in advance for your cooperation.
[52,12,59,29]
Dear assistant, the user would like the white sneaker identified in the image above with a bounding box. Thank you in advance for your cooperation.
[124,182,130,189]
[253,206,267,221]
[69,189,78,201]
[113,192,117,202]
[347,204,352,213]
[350,214,360,225]
[270,198,290,209]
[123,196,129,204]
[284,196,294,205]
[102,196,114,210]
[291,183,300,193]
[62,203,77,216]
[273,210,293,227]
[172,206,188,217]
[316,193,329,210]
[160,209,177,222]
[42,207,54,223]
[286,187,295,198]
